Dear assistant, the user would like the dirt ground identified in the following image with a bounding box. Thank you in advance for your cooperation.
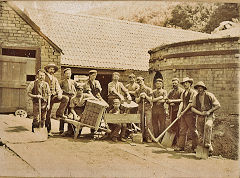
[0,114,239,177]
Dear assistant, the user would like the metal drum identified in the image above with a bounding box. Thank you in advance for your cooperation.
[79,99,108,130]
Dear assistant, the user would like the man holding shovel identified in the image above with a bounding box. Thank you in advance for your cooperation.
[192,81,220,155]
[152,78,167,138]
[135,76,153,143]
[27,69,50,132]
[167,78,184,146]
[174,77,198,152]
[44,63,69,136]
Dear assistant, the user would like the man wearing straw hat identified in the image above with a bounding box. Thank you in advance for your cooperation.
[174,77,198,152]
[44,63,69,136]
[192,81,220,154]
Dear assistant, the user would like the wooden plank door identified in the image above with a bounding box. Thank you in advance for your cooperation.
[0,55,27,113]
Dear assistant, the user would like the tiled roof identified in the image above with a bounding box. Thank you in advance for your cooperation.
[25,9,210,71]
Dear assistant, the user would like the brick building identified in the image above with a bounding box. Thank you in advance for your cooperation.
[148,36,240,114]
[0,1,62,113]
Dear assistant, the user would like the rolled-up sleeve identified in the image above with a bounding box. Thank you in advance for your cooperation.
[55,78,63,95]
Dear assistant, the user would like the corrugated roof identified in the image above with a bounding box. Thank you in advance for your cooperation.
[25,9,210,71]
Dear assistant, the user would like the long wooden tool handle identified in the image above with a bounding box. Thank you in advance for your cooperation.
[38,98,41,128]
[155,115,181,142]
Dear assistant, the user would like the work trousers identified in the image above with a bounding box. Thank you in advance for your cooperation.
[138,104,153,140]
[59,94,73,132]
[32,101,47,129]
[46,95,69,132]
[108,123,127,139]
[197,115,214,146]
[169,110,180,145]
[68,107,85,135]
[152,106,166,138]
[177,113,198,149]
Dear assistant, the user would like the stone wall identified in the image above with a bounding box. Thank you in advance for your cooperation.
[0,2,61,114]
[149,37,240,114]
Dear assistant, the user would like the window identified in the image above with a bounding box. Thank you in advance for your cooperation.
[2,48,36,58]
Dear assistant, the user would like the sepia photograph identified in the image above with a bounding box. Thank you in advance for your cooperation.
[0,0,239,177]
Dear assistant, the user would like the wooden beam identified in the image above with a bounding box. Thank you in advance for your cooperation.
[105,114,141,124]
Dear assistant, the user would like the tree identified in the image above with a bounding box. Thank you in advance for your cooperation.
[203,3,239,33]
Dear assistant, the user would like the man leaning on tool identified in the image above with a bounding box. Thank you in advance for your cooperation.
[191,81,220,155]
[174,77,198,152]
[135,76,153,143]
[60,68,77,135]
[44,63,69,136]
[167,78,184,146]
[27,69,50,132]
[152,78,167,138]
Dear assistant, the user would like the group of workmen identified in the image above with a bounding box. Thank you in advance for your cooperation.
[27,63,220,155]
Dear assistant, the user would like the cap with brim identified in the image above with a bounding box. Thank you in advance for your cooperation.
[113,98,120,103]
[180,77,193,85]
[89,70,97,75]
[194,81,207,90]
[113,72,120,76]
[172,78,179,82]
[136,76,144,81]
[155,78,163,83]
[44,63,58,73]
[129,73,135,78]
[63,68,71,73]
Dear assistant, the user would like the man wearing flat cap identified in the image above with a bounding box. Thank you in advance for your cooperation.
[191,81,220,155]
[175,77,198,152]
[44,63,69,136]
[167,78,184,145]
[60,68,78,135]
[152,78,168,138]
[108,72,131,110]
[83,70,102,100]
[83,70,103,137]
[135,76,153,143]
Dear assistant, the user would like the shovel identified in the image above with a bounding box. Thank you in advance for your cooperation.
[34,97,48,141]
[161,105,176,147]
[148,115,181,149]
[196,116,209,159]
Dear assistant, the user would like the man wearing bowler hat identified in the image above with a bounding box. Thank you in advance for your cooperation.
[192,81,220,154]
[44,63,69,136]
[175,77,198,152]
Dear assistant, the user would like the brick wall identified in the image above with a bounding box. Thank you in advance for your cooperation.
[149,37,240,114]
[0,2,61,115]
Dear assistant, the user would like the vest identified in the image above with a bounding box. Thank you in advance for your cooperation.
[45,74,57,96]
[32,80,48,103]
[196,92,212,111]
[182,90,191,110]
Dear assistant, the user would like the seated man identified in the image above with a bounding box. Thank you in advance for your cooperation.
[62,84,95,137]
[108,99,127,142]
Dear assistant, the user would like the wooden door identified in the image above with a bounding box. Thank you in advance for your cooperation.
[0,55,27,113]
